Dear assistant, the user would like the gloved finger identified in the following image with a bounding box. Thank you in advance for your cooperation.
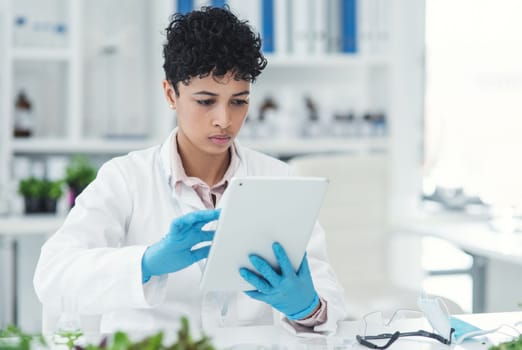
[273,242,295,277]
[191,213,222,234]
[239,267,272,293]
[249,254,282,287]
[187,230,215,246]
[170,209,221,234]
[244,290,270,303]
[297,253,312,279]
[191,245,211,262]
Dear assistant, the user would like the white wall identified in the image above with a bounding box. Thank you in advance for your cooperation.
[16,235,47,331]
[487,260,522,312]
[387,0,426,290]
[0,237,14,328]
[149,0,176,140]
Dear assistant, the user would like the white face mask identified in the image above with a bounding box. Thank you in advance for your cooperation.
[417,295,453,339]
[418,295,498,345]
[449,316,489,344]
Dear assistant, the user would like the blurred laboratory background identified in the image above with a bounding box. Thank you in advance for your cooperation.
[1,0,522,333]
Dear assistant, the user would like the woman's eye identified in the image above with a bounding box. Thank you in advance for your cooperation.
[197,99,215,106]
[232,99,249,106]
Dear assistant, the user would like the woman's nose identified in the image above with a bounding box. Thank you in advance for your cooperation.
[213,106,231,129]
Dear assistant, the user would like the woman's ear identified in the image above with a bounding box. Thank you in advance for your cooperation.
[162,80,176,109]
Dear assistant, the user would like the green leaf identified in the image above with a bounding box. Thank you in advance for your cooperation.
[127,332,164,350]
[17,178,64,199]
[48,180,65,199]
[111,331,131,350]
[1,316,216,350]
[54,330,83,350]
[18,177,41,198]
[0,324,43,350]
[65,155,97,189]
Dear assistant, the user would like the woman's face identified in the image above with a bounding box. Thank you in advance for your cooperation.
[163,72,250,157]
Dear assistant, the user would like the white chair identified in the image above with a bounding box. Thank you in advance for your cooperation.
[288,153,462,318]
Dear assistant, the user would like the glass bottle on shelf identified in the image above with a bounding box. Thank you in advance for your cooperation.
[13,90,34,137]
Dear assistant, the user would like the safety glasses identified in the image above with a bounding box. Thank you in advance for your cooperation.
[356,299,455,350]
[356,328,454,349]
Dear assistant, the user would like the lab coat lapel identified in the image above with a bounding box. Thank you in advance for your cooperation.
[232,139,248,177]
[177,185,206,212]
[158,129,206,212]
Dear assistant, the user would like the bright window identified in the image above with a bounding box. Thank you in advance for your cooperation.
[424,0,522,215]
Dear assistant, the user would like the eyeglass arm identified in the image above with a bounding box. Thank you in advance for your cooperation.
[356,328,454,349]
[394,329,453,345]
[356,331,401,349]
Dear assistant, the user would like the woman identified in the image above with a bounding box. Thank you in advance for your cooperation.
[34,6,346,335]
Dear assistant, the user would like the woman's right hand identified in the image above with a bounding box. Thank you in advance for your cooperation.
[141,209,220,283]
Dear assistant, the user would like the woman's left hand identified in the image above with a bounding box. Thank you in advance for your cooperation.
[239,242,320,320]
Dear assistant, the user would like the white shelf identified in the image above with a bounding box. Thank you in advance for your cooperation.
[240,137,388,156]
[0,214,64,235]
[265,54,389,68]
[11,47,72,61]
[10,137,388,157]
[11,138,159,155]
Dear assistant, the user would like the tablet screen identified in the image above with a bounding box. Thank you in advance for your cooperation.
[200,176,328,292]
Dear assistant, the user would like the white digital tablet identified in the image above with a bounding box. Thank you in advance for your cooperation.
[200,176,328,292]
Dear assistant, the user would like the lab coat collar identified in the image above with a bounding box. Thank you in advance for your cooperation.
[158,128,248,207]
[158,129,176,188]
[232,139,248,177]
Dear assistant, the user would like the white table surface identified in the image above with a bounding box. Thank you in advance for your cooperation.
[393,211,522,313]
[395,211,522,265]
[51,312,522,350]
[204,312,522,349]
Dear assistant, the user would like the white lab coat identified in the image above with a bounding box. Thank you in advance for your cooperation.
[33,130,347,335]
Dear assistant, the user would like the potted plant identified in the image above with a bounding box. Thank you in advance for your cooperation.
[40,179,64,213]
[18,177,41,214]
[65,156,97,208]
[18,178,64,214]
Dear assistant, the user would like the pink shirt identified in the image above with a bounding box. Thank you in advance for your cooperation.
[170,135,327,327]
[170,136,239,208]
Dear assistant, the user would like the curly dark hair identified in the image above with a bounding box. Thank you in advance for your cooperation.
[163,6,267,95]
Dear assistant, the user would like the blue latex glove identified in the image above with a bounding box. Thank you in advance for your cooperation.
[141,209,220,283]
[239,242,320,321]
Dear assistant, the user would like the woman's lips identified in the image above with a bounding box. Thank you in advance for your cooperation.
[209,135,231,146]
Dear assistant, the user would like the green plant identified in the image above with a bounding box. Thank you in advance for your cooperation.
[65,156,97,189]
[54,329,83,350]
[167,316,214,350]
[17,177,41,198]
[18,178,64,200]
[74,317,214,350]
[1,317,214,350]
[0,324,46,350]
[45,180,64,200]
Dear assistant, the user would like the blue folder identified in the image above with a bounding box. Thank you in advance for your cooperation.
[341,0,357,53]
[177,0,193,14]
[262,0,274,53]
[212,0,226,7]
